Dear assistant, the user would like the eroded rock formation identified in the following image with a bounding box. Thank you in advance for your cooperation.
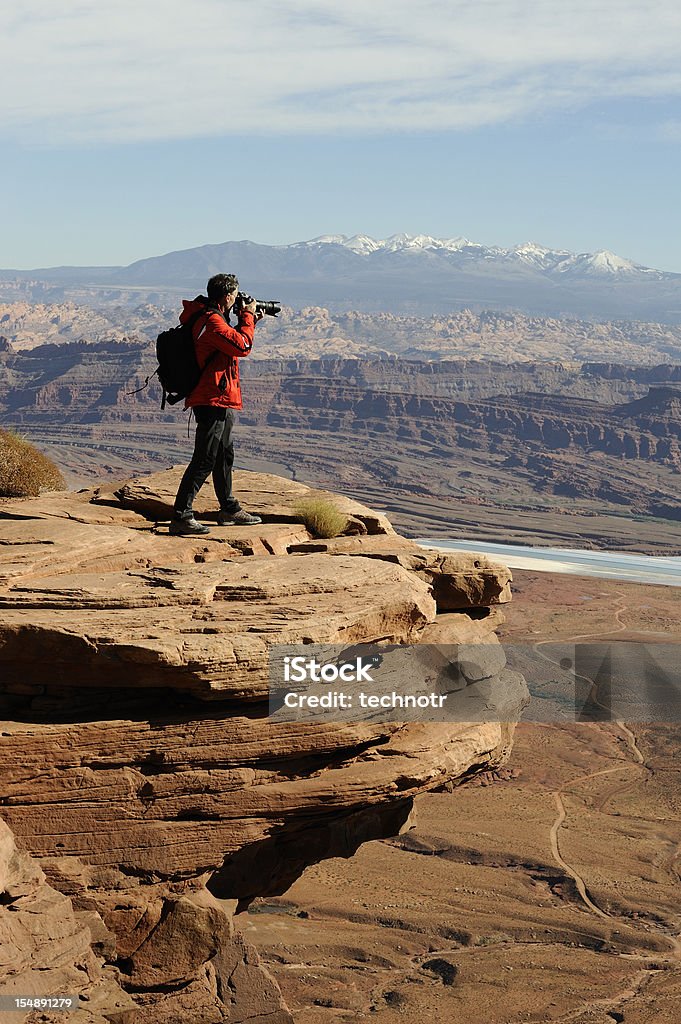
[3,348,681,527]
[0,470,522,1022]
[0,819,134,1024]
[3,300,681,361]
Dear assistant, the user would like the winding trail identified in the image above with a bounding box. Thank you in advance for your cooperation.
[534,599,660,924]
[548,768,635,922]
[529,596,681,1020]
[553,967,658,1024]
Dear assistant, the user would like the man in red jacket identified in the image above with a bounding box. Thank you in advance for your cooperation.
[170,273,262,536]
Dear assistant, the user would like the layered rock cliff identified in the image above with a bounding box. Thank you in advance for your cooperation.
[3,300,681,362]
[3,348,681,513]
[0,470,522,1023]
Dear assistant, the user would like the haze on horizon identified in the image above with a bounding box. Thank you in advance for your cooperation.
[2,1,681,273]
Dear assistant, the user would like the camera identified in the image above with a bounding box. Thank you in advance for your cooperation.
[234,292,282,317]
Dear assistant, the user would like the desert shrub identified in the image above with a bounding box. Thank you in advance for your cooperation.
[293,497,348,538]
[0,429,65,497]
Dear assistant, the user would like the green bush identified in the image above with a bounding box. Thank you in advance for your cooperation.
[293,497,348,538]
[0,429,65,497]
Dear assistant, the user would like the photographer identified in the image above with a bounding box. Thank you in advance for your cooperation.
[170,273,262,536]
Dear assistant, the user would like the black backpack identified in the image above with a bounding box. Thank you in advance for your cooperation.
[155,308,216,409]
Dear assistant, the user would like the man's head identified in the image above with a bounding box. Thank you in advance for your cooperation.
[207,273,239,311]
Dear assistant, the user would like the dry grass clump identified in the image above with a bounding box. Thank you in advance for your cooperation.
[294,496,348,538]
[0,429,65,497]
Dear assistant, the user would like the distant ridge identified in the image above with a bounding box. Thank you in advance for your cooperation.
[2,234,680,322]
[299,234,653,277]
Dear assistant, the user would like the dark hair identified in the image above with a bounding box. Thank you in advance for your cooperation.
[207,273,239,302]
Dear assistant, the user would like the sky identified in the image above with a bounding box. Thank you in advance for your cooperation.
[2,0,681,271]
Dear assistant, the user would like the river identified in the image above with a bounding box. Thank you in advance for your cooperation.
[416,538,681,588]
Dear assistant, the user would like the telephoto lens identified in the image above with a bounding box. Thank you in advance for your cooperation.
[256,300,282,317]
[234,293,281,317]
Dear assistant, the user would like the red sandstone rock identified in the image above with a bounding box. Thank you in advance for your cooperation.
[289,534,512,609]
[0,470,523,1022]
[0,820,135,1024]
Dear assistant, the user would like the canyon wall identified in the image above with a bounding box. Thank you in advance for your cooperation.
[2,347,681,533]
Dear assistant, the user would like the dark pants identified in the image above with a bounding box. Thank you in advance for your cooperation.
[173,406,241,519]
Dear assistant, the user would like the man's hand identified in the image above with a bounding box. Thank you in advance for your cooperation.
[244,298,264,322]
[236,293,262,320]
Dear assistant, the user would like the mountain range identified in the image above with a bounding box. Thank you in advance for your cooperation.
[306,234,652,275]
[3,234,681,322]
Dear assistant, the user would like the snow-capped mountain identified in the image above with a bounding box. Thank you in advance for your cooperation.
[303,233,487,256]
[551,249,645,277]
[2,234,680,322]
[511,241,571,270]
[302,233,481,256]
[299,234,650,276]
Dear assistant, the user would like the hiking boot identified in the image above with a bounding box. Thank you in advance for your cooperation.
[169,516,210,536]
[217,510,262,526]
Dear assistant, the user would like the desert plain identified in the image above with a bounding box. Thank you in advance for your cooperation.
[244,571,681,1023]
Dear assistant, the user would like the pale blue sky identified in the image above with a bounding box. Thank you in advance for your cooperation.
[2,1,681,271]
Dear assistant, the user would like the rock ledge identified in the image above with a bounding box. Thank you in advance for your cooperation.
[0,469,522,1024]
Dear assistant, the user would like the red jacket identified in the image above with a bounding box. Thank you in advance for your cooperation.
[180,297,255,410]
